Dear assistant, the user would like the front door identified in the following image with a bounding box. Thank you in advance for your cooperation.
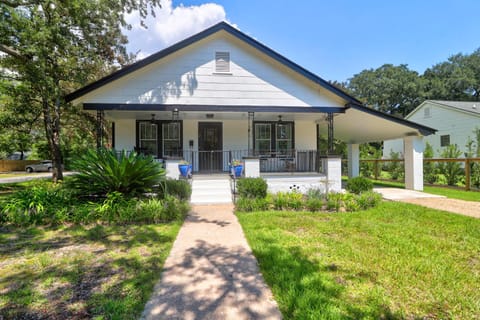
[198,122,223,172]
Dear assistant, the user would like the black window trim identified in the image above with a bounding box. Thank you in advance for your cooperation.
[136,120,183,158]
[253,121,295,157]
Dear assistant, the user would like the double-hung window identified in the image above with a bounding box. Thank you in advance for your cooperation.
[162,122,181,157]
[138,122,158,156]
[137,120,182,158]
[254,122,294,156]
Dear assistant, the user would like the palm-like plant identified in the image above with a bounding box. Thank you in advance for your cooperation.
[70,149,165,196]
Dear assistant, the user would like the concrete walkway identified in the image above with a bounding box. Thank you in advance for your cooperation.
[142,204,282,319]
[375,187,480,218]
[374,187,445,200]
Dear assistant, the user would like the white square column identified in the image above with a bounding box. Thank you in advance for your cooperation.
[243,157,260,178]
[347,143,360,178]
[322,156,342,192]
[404,136,424,191]
[165,158,182,180]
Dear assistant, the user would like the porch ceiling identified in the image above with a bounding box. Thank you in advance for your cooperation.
[98,103,436,143]
[319,106,436,144]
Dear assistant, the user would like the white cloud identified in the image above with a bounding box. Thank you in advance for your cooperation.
[124,0,227,59]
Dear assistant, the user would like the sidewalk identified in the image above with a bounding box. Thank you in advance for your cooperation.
[142,204,282,319]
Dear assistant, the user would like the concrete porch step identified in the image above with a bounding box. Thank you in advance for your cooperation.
[190,177,232,205]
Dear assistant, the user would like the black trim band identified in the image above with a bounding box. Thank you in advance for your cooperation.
[84,103,346,114]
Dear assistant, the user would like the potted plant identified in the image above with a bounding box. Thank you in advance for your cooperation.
[178,160,192,178]
[231,159,243,178]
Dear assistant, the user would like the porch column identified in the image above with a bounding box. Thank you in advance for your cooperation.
[96,110,104,149]
[322,156,342,193]
[247,112,254,155]
[347,143,360,178]
[404,136,424,191]
[327,113,334,154]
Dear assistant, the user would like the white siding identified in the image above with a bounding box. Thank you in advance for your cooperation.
[294,121,316,149]
[79,32,344,108]
[383,102,480,158]
[114,119,136,151]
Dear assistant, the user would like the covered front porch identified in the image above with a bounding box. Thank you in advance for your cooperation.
[94,103,435,192]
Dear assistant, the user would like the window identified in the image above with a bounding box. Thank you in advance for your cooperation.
[162,122,181,157]
[138,122,158,156]
[215,51,230,73]
[254,122,294,156]
[137,121,183,157]
[440,134,450,147]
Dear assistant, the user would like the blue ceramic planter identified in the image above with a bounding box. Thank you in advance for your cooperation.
[178,164,192,177]
[233,165,243,177]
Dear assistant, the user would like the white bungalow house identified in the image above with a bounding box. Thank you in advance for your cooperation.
[66,22,435,191]
[383,100,480,158]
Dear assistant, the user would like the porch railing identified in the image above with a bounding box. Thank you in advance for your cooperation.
[161,149,323,173]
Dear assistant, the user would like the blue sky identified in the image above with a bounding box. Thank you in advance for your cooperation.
[125,0,480,82]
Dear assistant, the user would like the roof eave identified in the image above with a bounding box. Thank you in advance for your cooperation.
[346,102,437,136]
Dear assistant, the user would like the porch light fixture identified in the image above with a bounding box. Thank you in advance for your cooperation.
[277,115,283,123]
[172,108,179,122]
[150,114,156,124]
[206,113,214,119]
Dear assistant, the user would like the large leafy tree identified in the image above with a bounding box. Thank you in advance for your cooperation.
[0,0,161,182]
[424,50,480,101]
[347,64,424,117]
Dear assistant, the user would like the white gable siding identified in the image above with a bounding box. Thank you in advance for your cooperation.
[383,102,480,158]
[79,32,344,107]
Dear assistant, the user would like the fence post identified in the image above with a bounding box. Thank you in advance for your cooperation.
[374,160,379,180]
[465,158,471,191]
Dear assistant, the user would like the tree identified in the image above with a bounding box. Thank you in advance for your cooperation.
[423,50,480,101]
[347,64,425,117]
[0,0,161,182]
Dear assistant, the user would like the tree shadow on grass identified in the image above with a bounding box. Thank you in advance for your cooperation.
[0,224,177,319]
[250,234,406,319]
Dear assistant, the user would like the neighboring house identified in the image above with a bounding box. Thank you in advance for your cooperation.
[384,100,480,158]
[66,22,435,190]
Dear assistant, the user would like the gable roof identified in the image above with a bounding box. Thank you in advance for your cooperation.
[65,21,362,104]
[408,100,480,118]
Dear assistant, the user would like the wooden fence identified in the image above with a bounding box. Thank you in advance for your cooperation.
[0,160,39,172]
[356,158,480,191]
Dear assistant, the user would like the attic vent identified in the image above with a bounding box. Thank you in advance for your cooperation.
[215,51,230,73]
[424,107,431,118]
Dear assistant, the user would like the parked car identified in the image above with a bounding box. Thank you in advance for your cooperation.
[25,160,54,173]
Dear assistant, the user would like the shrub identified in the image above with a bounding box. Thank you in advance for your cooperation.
[343,193,360,212]
[236,178,268,199]
[306,197,324,212]
[306,188,325,200]
[235,197,270,212]
[93,191,136,223]
[326,193,343,212]
[387,151,404,180]
[69,148,165,197]
[438,144,463,186]
[136,195,189,223]
[158,179,192,200]
[356,191,382,210]
[424,142,437,184]
[1,181,73,226]
[346,176,373,194]
[272,191,303,210]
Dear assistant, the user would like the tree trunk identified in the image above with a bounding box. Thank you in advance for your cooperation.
[43,97,64,182]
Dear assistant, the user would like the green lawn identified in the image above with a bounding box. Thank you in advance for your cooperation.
[237,202,480,319]
[0,222,182,319]
[370,179,480,202]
